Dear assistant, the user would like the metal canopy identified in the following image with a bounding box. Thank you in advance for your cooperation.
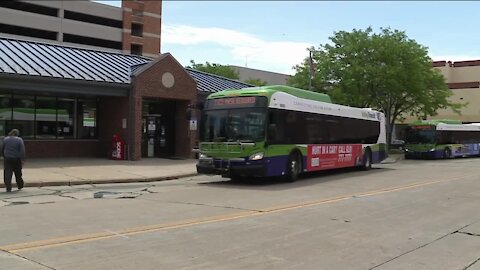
[0,37,253,94]
[186,68,253,93]
[0,37,150,84]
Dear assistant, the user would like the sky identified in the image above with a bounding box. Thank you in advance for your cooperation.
[97,1,480,75]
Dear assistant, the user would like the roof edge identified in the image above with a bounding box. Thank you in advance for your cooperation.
[186,67,255,87]
[131,53,197,85]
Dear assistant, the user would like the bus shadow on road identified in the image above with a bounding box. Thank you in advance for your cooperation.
[199,167,393,190]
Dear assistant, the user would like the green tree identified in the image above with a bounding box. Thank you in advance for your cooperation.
[289,27,464,146]
[244,78,268,86]
[187,60,239,80]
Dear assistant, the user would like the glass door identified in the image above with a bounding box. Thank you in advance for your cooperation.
[142,99,176,158]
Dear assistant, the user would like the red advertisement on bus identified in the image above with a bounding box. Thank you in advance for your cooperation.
[307,144,363,171]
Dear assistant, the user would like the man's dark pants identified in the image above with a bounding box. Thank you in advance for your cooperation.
[4,157,24,191]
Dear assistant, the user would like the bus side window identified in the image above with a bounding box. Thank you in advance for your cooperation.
[268,110,285,144]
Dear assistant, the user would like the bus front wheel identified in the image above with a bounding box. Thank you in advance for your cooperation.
[285,153,302,182]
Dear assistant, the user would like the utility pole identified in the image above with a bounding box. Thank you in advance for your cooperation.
[308,49,313,90]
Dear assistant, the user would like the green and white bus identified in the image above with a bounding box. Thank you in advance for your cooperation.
[196,85,388,181]
[404,119,480,159]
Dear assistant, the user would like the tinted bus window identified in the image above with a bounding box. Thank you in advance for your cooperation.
[268,108,380,145]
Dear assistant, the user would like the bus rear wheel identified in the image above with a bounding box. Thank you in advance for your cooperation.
[285,153,302,182]
[360,149,372,171]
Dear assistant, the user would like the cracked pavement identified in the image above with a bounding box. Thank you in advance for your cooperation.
[0,183,161,207]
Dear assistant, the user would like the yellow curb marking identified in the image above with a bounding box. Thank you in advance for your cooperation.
[0,174,469,254]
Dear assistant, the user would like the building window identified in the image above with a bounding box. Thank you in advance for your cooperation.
[11,95,35,139]
[35,97,57,139]
[0,23,57,41]
[0,1,58,17]
[63,34,122,50]
[64,10,122,28]
[0,94,97,140]
[131,23,143,37]
[57,98,75,139]
[0,95,12,136]
[131,44,143,55]
[77,99,97,139]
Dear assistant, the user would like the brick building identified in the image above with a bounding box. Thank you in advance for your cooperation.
[0,0,252,160]
[0,37,251,160]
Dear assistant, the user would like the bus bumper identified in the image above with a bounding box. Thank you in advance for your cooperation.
[196,157,267,178]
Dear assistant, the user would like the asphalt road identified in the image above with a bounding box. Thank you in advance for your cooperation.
[0,158,479,270]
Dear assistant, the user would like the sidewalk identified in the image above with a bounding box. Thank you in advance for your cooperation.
[0,158,198,189]
[380,153,404,164]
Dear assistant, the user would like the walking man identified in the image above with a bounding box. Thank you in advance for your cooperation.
[2,129,25,192]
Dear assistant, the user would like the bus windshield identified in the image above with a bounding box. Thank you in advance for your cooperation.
[200,108,266,142]
[405,126,436,144]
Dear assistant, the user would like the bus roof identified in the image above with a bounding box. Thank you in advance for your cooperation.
[207,85,332,103]
[437,123,480,131]
[410,119,462,126]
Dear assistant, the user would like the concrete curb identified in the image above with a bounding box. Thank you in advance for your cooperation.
[381,154,404,164]
[0,173,198,189]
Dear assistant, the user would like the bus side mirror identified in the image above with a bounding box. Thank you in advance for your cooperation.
[267,124,277,142]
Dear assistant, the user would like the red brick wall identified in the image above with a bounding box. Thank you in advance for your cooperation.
[128,94,142,160]
[130,54,197,160]
[136,66,196,100]
[143,16,161,35]
[142,36,161,56]
[122,0,162,55]
[25,140,100,158]
[97,96,130,159]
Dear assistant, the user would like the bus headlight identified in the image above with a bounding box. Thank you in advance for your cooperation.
[249,152,264,160]
[199,153,208,159]
[430,148,435,152]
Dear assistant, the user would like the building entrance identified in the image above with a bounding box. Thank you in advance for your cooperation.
[141,100,176,157]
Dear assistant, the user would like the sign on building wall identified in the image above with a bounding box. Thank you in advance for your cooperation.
[190,119,197,131]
